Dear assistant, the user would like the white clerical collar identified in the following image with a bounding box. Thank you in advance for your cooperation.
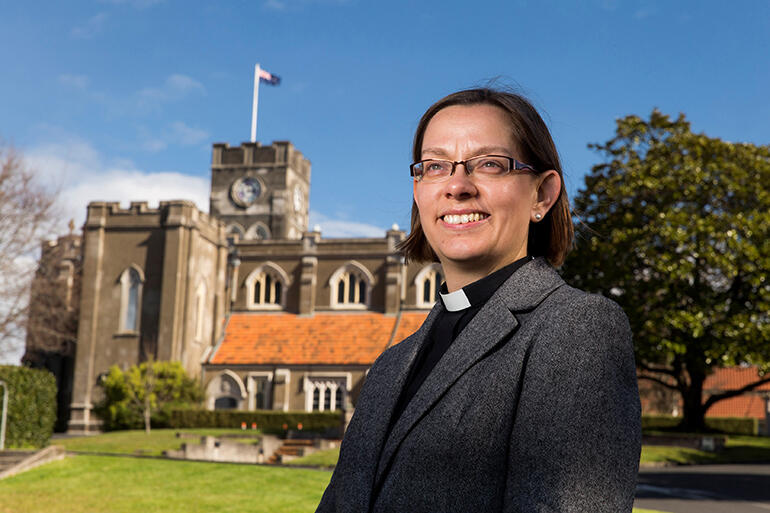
[440,288,471,312]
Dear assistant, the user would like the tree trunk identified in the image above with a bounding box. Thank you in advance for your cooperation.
[679,373,706,432]
[144,399,151,434]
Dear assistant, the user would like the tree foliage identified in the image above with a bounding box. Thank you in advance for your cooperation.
[563,109,770,431]
[95,361,203,433]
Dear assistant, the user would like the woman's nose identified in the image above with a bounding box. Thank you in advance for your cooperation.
[444,163,478,198]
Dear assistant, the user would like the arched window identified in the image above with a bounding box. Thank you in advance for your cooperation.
[226,223,245,239]
[415,264,444,308]
[329,261,374,309]
[244,262,290,310]
[246,222,271,240]
[193,282,207,341]
[205,370,247,410]
[118,266,144,333]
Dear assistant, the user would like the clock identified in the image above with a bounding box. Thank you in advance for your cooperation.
[293,185,304,212]
[230,177,262,207]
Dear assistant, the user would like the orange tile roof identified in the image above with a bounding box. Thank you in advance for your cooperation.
[209,311,429,365]
[704,366,770,392]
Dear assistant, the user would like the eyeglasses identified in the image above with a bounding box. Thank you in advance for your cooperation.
[410,154,537,183]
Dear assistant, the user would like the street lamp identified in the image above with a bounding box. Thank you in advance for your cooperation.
[0,380,8,450]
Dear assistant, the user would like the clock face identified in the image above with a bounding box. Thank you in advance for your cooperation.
[293,185,304,212]
[231,177,262,207]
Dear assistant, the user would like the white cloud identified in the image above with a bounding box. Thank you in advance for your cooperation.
[140,121,210,152]
[24,137,210,231]
[70,12,108,39]
[309,211,386,238]
[58,73,90,89]
[136,74,206,110]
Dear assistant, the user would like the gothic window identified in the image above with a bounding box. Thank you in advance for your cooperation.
[193,282,206,341]
[205,370,247,410]
[306,378,347,412]
[119,266,144,333]
[246,222,271,240]
[330,262,374,309]
[254,272,282,305]
[226,224,245,239]
[415,264,444,308]
[244,263,290,310]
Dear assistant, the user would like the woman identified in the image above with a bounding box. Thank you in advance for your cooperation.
[316,88,641,512]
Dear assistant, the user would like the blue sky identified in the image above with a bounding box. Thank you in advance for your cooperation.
[1,0,769,237]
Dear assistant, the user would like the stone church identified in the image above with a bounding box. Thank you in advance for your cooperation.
[25,140,436,434]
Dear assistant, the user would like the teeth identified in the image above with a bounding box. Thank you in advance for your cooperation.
[443,213,487,225]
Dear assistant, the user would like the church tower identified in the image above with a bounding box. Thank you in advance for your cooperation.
[209,141,310,240]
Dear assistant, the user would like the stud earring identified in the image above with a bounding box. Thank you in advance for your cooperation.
[535,213,542,220]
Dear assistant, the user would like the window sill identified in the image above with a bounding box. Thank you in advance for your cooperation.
[114,331,139,338]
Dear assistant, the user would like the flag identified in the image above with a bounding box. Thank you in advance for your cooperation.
[258,68,281,86]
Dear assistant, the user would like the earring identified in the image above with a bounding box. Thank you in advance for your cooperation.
[534,213,542,220]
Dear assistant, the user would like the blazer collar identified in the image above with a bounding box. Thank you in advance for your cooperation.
[373,257,565,491]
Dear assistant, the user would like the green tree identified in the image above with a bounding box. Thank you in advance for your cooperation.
[563,109,770,432]
[95,361,203,433]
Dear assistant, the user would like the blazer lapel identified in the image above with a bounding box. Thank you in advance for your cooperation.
[372,257,566,492]
[341,305,442,511]
[374,293,519,489]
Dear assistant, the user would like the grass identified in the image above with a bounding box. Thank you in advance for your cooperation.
[640,434,770,465]
[285,448,340,468]
[0,454,331,513]
[0,453,666,513]
[55,429,262,457]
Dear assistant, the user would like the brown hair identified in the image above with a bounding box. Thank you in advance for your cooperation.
[398,87,574,267]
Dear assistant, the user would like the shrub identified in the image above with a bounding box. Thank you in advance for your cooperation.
[0,365,56,448]
[168,409,341,435]
[94,361,203,431]
[643,414,759,435]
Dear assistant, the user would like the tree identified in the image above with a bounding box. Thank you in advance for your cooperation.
[0,144,60,360]
[562,109,770,432]
[96,360,204,433]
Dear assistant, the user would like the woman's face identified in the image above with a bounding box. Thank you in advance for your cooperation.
[413,104,542,276]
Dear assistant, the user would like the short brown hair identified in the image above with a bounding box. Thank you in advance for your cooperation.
[398,87,573,267]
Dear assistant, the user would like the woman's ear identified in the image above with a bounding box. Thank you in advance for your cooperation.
[532,170,561,220]
[412,180,420,209]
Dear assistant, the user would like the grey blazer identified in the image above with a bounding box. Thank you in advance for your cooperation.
[316,258,641,513]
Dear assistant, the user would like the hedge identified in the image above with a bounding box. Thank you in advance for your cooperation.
[168,409,341,434]
[0,365,57,448]
[643,414,759,436]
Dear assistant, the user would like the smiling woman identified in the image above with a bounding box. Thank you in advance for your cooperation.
[316,88,641,513]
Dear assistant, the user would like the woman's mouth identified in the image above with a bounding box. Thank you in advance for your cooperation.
[441,213,489,225]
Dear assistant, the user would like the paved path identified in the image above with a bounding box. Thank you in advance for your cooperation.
[634,464,770,513]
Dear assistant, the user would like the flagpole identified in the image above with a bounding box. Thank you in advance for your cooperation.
[250,63,260,142]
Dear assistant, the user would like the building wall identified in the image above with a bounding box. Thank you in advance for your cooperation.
[202,365,369,412]
[67,201,228,433]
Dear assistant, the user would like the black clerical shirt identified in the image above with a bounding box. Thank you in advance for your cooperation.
[387,255,535,429]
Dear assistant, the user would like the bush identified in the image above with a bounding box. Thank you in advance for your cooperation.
[643,414,759,435]
[0,365,56,448]
[168,409,341,435]
[94,361,203,431]
[706,417,758,436]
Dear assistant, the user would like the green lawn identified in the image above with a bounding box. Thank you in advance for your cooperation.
[285,448,340,468]
[640,435,770,465]
[0,453,667,513]
[55,428,261,456]
[0,454,330,513]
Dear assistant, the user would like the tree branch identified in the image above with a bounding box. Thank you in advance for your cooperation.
[703,375,770,410]
[638,374,680,391]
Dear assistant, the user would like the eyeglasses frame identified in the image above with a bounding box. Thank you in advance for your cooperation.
[410,154,538,182]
